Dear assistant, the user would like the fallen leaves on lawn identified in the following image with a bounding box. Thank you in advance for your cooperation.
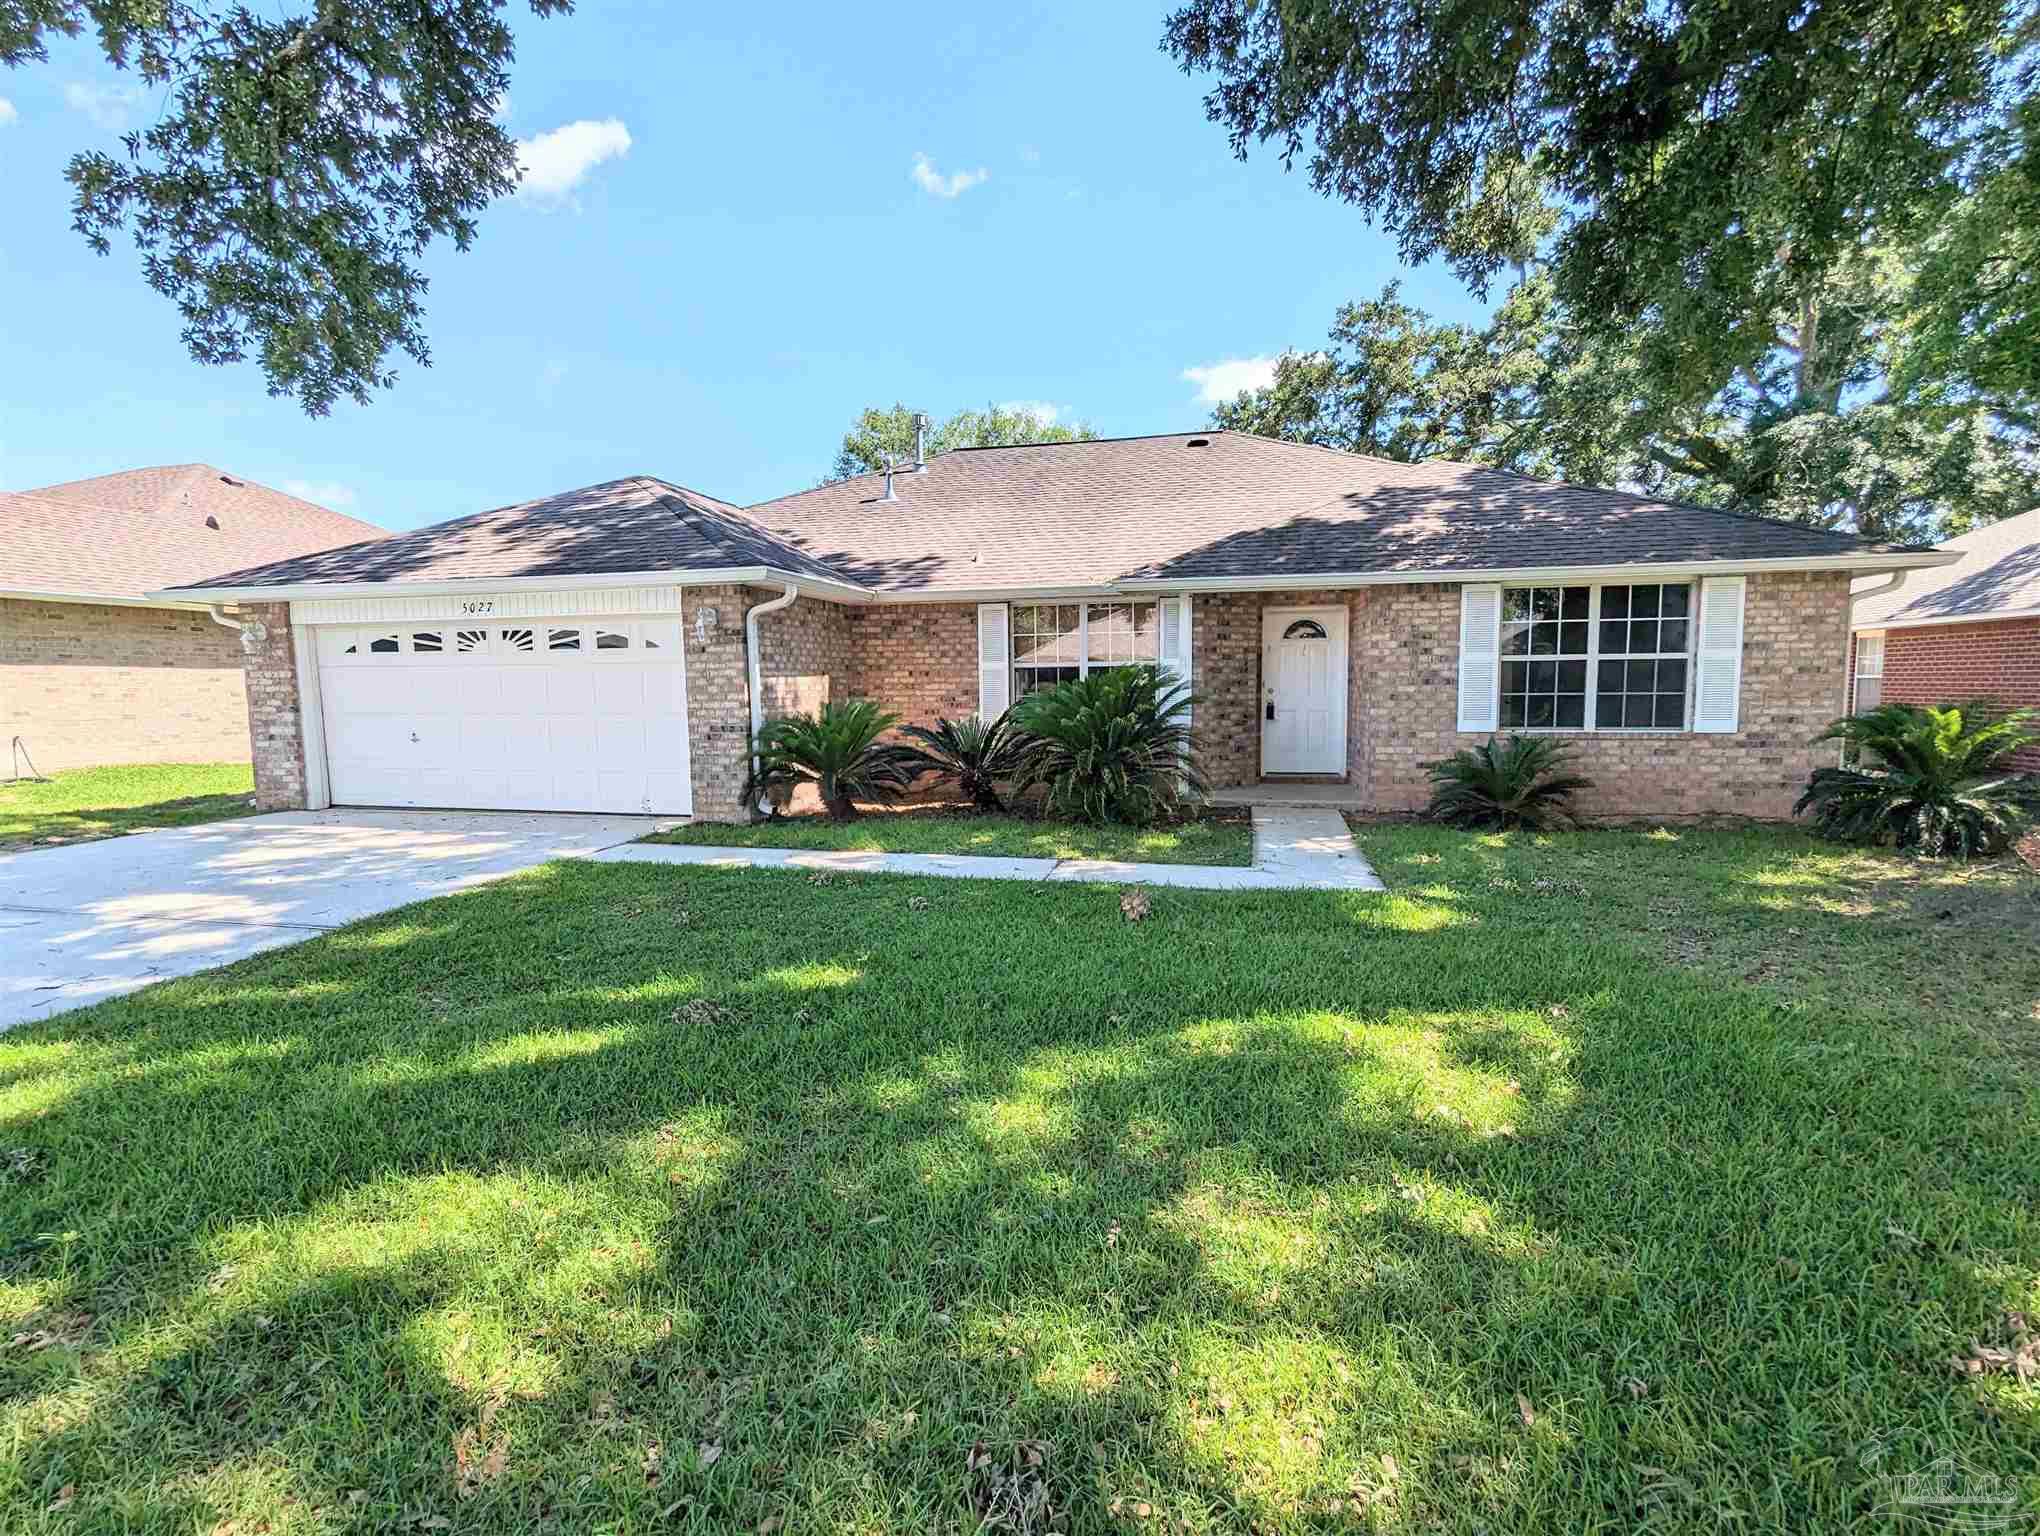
[1,1146,48,1184]
[1954,1312,2038,1384]
[451,1419,509,1499]
[47,1484,75,1513]
[10,1311,92,1351]
[968,1438,1058,1533]
[672,998,733,1029]
[907,895,930,912]
[1516,1393,1537,1428]
[1119,887,1150,923]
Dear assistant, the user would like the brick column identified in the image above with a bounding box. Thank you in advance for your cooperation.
[239,602,307,812]
[683,585,755,821]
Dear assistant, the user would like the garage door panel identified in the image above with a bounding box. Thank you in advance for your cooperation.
[316,610,692,814]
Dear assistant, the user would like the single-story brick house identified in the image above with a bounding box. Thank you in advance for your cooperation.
[1850,505,2040,771]
[2,464,383,776]
[157,432,1952,822]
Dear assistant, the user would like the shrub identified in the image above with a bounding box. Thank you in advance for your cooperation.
[1010,665,1204,825]
[1796,701,2040,857]
[1423,735,1594,831]
[899,709,1033,812]
[744,700,922,821]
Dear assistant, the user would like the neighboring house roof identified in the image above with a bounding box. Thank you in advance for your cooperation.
[170,476,852,594]
[2,463,385,605]
[162,432,1946,602]
[1852,505,2040,630]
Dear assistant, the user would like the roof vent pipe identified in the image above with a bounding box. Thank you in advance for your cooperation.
[912,412,931,472]
[878,459,899,503]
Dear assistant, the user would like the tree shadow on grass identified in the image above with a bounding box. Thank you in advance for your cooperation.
[1,859,2035,1531]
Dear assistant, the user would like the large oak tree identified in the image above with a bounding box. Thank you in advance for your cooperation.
[2,1,567,414]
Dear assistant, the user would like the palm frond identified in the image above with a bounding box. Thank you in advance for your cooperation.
[743,699,921,820]
[898,709,1033,812]
[1799,701,2040,857]
[1009,665,1205,825]
[1422,735,1593,831]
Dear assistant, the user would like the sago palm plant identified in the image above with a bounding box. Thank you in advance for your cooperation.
[1796,701,2040,857]
[1010,665,1204,825]
[1423,735,1594,831]
[744,699,922,822]
[898,708,1034,812]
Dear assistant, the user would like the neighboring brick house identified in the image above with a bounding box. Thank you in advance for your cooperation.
[1850,506,2040,772]
[2,465,383,775]
[160,432,1952,822]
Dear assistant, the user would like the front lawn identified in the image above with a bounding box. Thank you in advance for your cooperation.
[645,807,1256,866]
[0,827,2034,1532]
[0,762,256,852]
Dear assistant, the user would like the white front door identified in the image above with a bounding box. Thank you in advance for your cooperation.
[314,616,692,814]
[1260,606,1348,775]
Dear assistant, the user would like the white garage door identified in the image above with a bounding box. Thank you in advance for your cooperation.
[314,617,692,814]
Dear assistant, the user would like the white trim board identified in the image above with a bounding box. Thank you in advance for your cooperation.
[1851,607,2040,633]
[292,586,683,625]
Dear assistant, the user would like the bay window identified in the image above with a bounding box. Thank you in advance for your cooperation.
[1500,582,1695,731]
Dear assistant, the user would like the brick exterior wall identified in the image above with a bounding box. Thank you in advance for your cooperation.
[237,572,1862,825]
[0,597,249,774]
[1868,617,2040,772]
[844,603,980,725]
[1352,572,1852,819]
[239,602,307,812]
[755,590,850,717]
[682,585,756,822]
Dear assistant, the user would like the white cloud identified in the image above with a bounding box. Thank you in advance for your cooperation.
[282,479,357,509]
[998,400,1065,425]
[64,81,144,132]
[910,152,987,199]
[1183,356,1279,405]
[515,118,632,207]
[0,98,18,128]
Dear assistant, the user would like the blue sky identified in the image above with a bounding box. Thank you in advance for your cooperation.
[0,2,1486,530]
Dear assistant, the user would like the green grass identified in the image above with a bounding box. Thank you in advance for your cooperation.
[0,763,256,852]
[1,826,2035,1532]
[644,807,1256,865]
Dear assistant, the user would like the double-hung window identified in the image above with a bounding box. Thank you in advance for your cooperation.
[1011,601,1156,696]
[1500,582,1694,731]
[1853,632,1884,711]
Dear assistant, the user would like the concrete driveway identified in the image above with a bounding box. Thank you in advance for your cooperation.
[0,809,656,1029]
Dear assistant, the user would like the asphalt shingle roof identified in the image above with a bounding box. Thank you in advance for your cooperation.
[746,432,1928,592]
[162,433,1934,598]
[170,477,848,592]
[1852,506,2040,629]
[3,464,385,602]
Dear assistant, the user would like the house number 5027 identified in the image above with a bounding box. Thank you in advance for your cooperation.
[460,600,494,615]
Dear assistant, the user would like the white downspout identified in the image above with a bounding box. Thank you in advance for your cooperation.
[744,584,799,815]
[1849,570,1909,610]
[207,603,268,651]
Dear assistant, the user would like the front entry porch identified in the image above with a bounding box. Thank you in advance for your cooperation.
[1208,782,1370,809]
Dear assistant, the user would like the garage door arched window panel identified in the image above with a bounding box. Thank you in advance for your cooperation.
[410,631,445,653]
[594,628,630,651]
[368,633,401,655]
[547,627,582,652]
[455,629,488,654]
[500,627,535,653]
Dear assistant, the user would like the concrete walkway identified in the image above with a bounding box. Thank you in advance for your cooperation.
[591,805,1385,893]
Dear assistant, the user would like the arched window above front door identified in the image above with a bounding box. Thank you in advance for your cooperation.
[1282,618,1328,641]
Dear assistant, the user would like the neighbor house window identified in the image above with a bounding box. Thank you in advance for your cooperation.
[1500,582,1694,731]
[1854,632,1884,711]
[1011,601,1157,696]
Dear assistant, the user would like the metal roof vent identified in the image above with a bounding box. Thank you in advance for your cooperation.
[217,474,242,486]
[1185,437,1211,448]
[878,459,900,503]
[204,515,221,530]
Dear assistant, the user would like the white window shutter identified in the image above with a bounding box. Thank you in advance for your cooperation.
[1456,584,1502,733]
[1693,576,1747,733]
[1157,595,1191,715]
[977,603,1011,718]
